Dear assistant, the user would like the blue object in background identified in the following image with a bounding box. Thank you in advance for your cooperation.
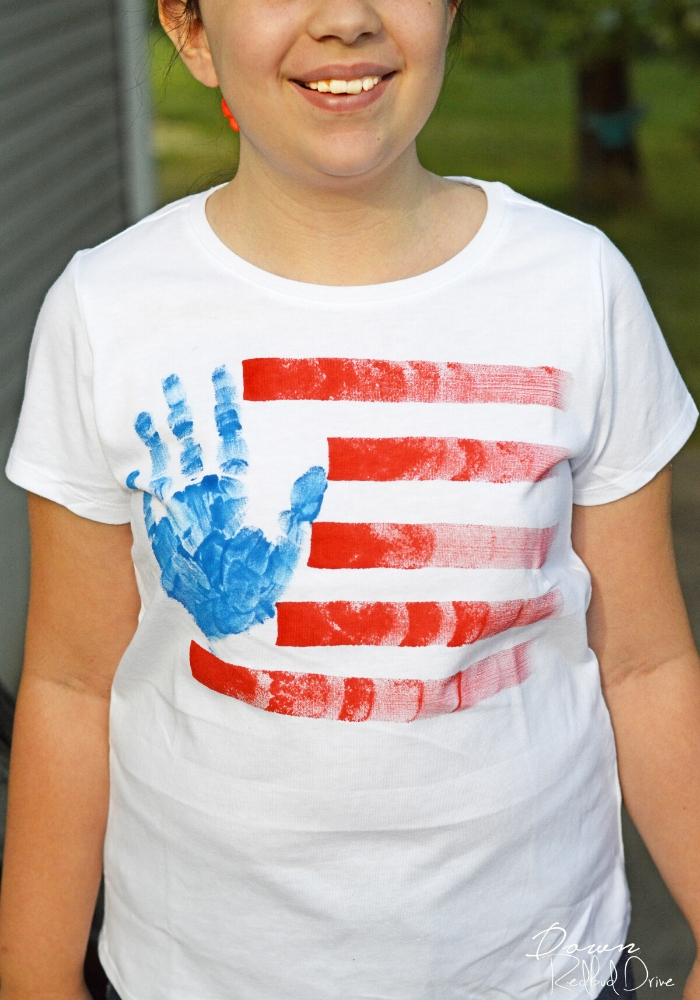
[584,106,646,150]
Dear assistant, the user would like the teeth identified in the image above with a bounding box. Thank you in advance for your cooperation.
[306,75,382,94]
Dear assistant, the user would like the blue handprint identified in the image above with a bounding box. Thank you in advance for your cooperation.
[128,366,327,641]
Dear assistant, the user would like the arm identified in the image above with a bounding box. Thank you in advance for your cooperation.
[0,495,140,1000]
[572,465,700,998]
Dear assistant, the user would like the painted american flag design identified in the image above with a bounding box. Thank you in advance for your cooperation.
[177,357,572,724]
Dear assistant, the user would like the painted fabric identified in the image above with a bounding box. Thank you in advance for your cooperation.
[7,181,697,1000]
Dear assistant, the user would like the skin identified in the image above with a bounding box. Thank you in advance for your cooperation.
[575,468,700,1000]
[0,1,698,997]
[0,499,140,1000]
[165,0,488,285]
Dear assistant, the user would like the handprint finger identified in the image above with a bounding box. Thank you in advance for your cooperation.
[162,374,204,479]
[134,411,171,500]
[212,366,248,474]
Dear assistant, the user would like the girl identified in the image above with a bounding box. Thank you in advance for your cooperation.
[1,1,699,998]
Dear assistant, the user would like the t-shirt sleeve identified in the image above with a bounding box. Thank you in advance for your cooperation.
[571,234,698,505]
[5,253,132,524]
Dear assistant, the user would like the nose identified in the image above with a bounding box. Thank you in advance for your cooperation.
[306,0,383,45]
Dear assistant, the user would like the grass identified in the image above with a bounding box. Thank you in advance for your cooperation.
[151,33,240,203]
[151,35,700,437]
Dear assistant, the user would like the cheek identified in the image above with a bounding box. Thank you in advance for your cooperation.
[212,7,299,94]
[385,0,452,70]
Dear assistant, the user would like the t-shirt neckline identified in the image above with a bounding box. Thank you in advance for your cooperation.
[188,177,507,303]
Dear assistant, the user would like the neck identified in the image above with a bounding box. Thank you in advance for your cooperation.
[205,141,486,286]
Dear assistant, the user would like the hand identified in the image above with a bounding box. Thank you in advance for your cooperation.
[683,957,700,1000]
[129,366,327,641]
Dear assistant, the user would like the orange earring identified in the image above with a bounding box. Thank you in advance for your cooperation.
[221,98,239,132]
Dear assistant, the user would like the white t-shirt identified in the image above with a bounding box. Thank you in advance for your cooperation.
[7,180,697,1000]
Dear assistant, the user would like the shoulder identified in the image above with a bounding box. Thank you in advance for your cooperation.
[72,191,209,295]
[463,179,636,302]
[484,181,601,245]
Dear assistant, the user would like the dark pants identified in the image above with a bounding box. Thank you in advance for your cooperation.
[596,952,638,999]
[105,953,636,999]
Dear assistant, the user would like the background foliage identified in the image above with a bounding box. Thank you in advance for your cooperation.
[462,0,700,66]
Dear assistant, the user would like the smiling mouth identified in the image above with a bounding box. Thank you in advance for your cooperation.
[296,73,392,95]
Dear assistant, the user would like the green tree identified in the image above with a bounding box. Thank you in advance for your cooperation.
[463,0,700,205]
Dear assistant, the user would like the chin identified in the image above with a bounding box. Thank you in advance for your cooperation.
[303,139,394,182]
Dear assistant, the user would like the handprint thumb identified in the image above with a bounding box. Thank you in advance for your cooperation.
[289,466,327,523]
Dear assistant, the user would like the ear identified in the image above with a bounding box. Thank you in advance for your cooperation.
[158,0,220,89]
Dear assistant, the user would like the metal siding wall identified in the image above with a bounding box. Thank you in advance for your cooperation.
[117,0,157,222]
[0,0,153,696]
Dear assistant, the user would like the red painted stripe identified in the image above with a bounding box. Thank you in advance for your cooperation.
[327,438,568,483]
[190,641,531,722]
[308,522,556,570]
[242,358,570,408]
[275,592,560,646]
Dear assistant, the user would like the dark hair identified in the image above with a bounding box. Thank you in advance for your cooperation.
[450,2,468,49]
[161,0,467,47]
[159,0,200,35]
